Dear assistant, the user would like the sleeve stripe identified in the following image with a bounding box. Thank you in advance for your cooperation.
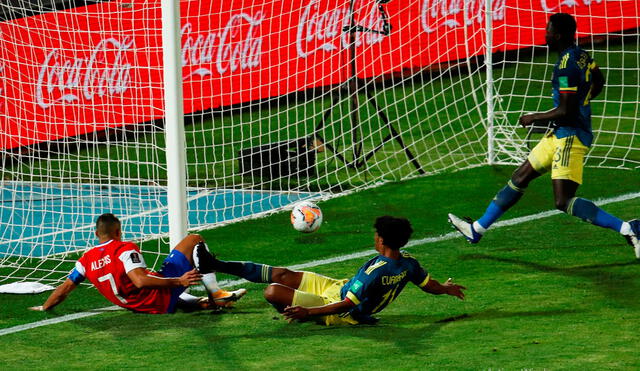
[418,274,430,288]
[346,291,361,305]
[507,179,525,193]
[68,268,86,285]
[343,297,353,305]
[74,261,86,276]
[559,87,578,91]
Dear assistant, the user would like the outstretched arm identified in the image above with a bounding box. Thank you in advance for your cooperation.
[127,268,202,289]
[29,279,78,311]
[282,298,355,321]
[422,278,466,300]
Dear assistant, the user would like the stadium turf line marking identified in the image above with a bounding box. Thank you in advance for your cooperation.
[2,191,638,337]
[215,191,640,287]
[0,306,121,337]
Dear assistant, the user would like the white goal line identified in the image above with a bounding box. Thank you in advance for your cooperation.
[214,190,640,287]
[1,191,638,337]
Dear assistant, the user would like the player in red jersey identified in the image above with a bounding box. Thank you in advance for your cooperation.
[30,213,246,314]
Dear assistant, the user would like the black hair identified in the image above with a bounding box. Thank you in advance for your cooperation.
[96,213,121,237]
[549,13,577,42]
[374,216,413,250]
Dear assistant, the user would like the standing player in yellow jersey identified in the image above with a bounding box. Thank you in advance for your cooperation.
[449,13,640,255]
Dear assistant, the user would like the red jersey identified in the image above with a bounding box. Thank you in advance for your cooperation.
[73,239,172,314]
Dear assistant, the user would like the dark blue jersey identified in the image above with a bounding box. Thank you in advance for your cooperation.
[340,252,430,322]
[551,45,598,147]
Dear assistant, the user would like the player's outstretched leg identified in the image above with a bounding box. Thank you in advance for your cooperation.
[194,244,274,283]
[449,161,541,244]
[562,198,640,258]
[191,241,247,307]
[554,179,640,258]
[625,220,640,258]
[193,244,306,287]
[448,214,483,244]
[193,245,307,309]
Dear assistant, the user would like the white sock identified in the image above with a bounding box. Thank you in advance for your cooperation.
[178,292,200,305]
[473,221,487,235]
[202,273,221,296]
[620,222,632,236]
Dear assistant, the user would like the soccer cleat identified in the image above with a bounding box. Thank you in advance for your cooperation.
[193,242,217,273]
[210,288,248,308]
[191,297,222,312]
[448,213,482,244]
[624,219,640,259]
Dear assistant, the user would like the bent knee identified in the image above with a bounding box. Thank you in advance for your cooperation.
[263,284,288,312]
[511,160,542,188]
[184,234,203,245]
[174,234,204,258]
[263,284,279,302]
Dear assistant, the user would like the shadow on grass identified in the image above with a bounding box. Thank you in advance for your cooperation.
[62,301,584,368]
[459,253,640,307]
[434,308,579,323]
[197,313,454,357]
[294,234,327,244]
[70,301,266,338]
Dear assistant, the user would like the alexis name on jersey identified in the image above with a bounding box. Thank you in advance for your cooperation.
[91,255,111,271]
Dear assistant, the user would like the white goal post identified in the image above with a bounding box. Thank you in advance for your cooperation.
[0,0,638,283]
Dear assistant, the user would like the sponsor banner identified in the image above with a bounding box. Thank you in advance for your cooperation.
[1,0,638,150]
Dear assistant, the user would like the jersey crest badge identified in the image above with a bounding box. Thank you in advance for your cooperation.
[559,76,569,88]
[350,280,363,293]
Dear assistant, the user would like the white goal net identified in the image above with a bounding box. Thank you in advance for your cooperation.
[1,0,638,283]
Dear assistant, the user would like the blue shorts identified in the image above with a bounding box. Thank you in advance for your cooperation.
[158,250,192,313]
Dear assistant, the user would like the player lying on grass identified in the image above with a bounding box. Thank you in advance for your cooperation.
[29,213,246,314]
[448,13,640,255]
[193,215,466,325]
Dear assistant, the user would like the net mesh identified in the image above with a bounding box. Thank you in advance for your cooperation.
[1,0,638,283]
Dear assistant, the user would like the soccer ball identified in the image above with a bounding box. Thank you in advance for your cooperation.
[290,201,322,233]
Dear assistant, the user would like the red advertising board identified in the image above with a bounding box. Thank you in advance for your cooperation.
[0,0,638,150]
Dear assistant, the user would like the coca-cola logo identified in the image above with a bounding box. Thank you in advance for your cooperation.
[36,37,134,110]
[421,0,505,34]
[181,12,264,79]
[296,0,385,59]
[540,0,602,12]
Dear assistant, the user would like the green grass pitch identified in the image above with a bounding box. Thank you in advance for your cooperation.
[1,165,639,369]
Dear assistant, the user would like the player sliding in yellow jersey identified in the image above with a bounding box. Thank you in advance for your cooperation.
[194,216,466,325]
[448,13,640,256]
